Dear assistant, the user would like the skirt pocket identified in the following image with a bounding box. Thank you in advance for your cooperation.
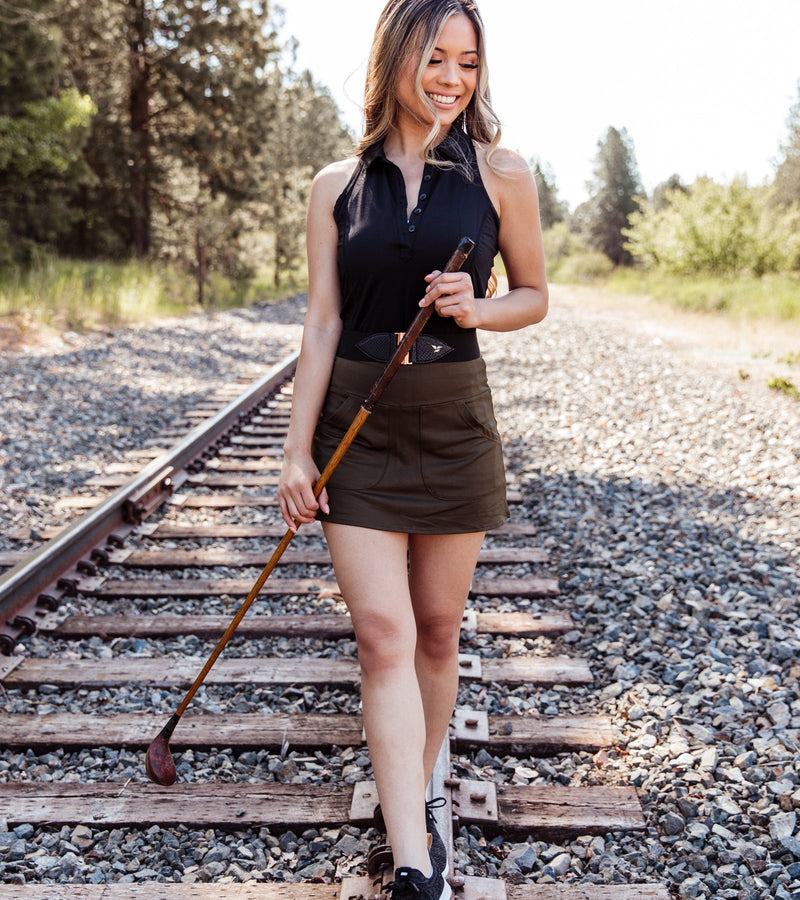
[419,389,505,503]
[312,391,390,491]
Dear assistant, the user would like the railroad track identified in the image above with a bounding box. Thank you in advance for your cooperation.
[0,351,668,899]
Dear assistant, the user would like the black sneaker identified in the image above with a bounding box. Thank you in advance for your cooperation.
[425,797,449,880]
[373,799,449,881]
[385,864,451,900]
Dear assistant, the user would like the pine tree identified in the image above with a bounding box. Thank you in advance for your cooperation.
[582,126,642,265]
[0,0,93,263]
[652,174,688,211]
[774,81,800,208]
[55,0,284,258]
[530,160,567,230]
[259,69,353,287]
[52,0,352,289]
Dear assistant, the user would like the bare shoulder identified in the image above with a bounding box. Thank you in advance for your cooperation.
[475,143,537,217]
[311,157,360,205]
[477,143,531,175]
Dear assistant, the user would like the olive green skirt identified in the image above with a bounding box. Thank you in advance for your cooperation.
[311,356,508,534]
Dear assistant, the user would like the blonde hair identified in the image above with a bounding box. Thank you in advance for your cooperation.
[358,0,502,172]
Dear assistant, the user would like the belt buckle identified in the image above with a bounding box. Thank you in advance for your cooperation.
[395,331,412,365]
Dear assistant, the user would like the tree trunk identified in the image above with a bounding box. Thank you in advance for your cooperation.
[128,0,150,256]
[195,226,208,306]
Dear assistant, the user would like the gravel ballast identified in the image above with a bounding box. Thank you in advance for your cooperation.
[0,298,304,549]
[1,286,800,898]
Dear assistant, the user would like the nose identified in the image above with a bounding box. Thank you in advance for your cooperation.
[439,59,460,85]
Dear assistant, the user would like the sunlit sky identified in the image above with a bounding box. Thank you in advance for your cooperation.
[278,0,800,210]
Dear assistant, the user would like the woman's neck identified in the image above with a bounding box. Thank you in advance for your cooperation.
[384,119,449,165]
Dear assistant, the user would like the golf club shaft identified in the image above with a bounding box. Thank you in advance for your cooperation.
[163,236,475,728]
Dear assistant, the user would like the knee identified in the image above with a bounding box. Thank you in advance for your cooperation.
[353,614,416,676]
[415,614,461,662]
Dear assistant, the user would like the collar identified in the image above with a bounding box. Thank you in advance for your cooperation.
[362,122,473,169]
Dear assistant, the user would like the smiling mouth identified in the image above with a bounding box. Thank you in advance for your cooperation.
[427,93,458,106]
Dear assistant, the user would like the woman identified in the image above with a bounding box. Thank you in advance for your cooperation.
[278,2,547,898]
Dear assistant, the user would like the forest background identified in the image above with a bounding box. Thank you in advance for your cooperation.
[1,0,799,391]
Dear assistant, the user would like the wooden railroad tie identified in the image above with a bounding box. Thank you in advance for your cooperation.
[49,486,527,513]
[0,778,645,838]
[0,884,670,899]
[75,574,560,599]
[38,610,574,640]
[68,545,548,569]
[0,710,613,756]
[0,653,592,690]
[16,519,540,542]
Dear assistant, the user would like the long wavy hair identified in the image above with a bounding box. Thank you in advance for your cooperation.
[357,0,502,172]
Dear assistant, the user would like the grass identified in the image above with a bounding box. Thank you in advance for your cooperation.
[0,257,197,335]
[602,268,800,322]
[0,255,307,343]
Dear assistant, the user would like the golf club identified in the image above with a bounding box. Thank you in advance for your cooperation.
[145,236,475,785]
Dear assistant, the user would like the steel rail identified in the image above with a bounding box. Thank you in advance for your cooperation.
[0,350,299,646]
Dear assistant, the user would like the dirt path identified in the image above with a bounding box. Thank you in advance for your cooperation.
[549,283,800,400]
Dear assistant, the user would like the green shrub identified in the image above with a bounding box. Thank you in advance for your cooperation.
[554,251,615,283]
[604,269,800,320]
[624,178,800,277]
[543,224,614,283]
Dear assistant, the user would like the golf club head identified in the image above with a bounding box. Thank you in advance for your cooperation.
[145,734,177,786]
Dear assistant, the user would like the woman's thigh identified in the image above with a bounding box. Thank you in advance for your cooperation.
[322,523,414,643]
[408,531,485,635]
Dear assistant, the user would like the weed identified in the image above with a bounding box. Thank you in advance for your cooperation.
[767,376,799,399]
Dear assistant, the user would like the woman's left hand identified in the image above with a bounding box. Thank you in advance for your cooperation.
[420,270,481,329]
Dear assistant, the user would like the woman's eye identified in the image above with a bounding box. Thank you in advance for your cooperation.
[427,59,477,70]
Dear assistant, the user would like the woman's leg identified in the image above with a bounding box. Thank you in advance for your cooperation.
[408,532,485,784]
[322,522,431,875]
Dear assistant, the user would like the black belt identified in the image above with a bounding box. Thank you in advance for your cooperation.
[336,329,480,365]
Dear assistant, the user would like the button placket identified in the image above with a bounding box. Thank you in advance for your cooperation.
[407,170,433,233]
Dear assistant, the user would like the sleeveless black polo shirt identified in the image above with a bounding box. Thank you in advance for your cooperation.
[333,127,500,337]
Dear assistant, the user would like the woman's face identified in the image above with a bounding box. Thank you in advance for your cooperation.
[395,13,479,130]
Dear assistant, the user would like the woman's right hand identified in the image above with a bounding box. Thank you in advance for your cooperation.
[278,451,330,532]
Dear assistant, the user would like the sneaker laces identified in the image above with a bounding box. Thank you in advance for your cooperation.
[383,875,424,899]
[425,796,446,818]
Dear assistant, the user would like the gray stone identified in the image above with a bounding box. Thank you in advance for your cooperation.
[507,843,538,874]
[548,852,570,877]
[780,836,800,858]
[663,812,686,836]
[297,858,335,879]
[32,855,62,876]
[770,811,797,842]
[767,702,792,729]
[677,876,703,897]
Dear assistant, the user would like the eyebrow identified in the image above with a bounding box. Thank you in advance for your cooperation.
[433,45,478,55]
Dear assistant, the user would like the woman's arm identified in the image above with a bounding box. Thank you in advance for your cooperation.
[421,146,549,332]
[278,159,354,530]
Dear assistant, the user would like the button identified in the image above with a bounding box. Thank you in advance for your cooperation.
[412,207,422,216]
[408,224,416,233]
[423,173,432,181]
[419,193,428,201]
